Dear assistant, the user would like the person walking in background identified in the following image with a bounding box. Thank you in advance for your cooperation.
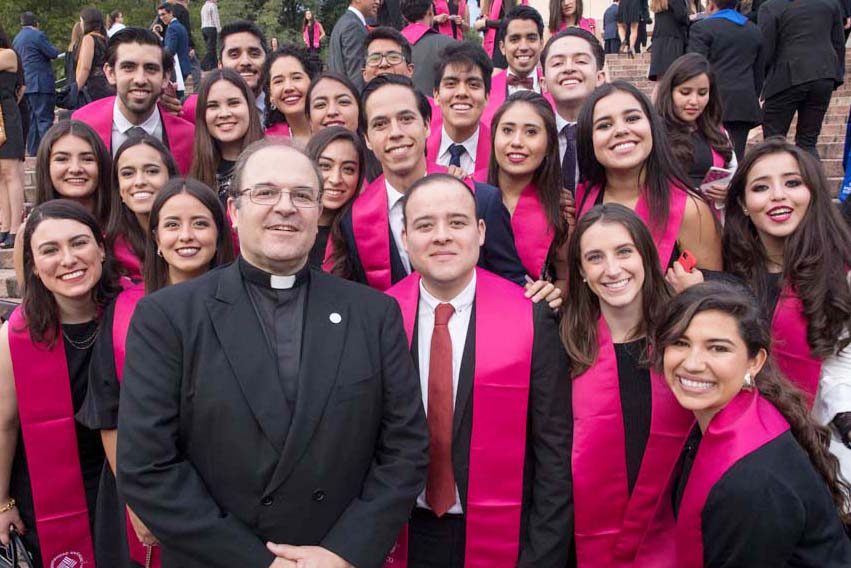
[76,8,113,105]
[171,0,201,91]
[200,0,221,71]
[0,24,25,250]
[329,0,379,91]
[758,0,845,158]
[647,0,689,81]
[617,0,642,55]
[302,10,326,56]
[107,11,126,38]
[603,0,621,53]
[159,3,192,91]
[12,11,58,156]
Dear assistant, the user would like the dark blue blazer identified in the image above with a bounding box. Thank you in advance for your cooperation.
[164,19,191,79]
[341,181,528,288]
[12,26,59,94]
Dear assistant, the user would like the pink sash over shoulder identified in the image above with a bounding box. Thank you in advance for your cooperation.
[401,23,433,45]
[385,268,532,567]
[303,22,322,49]
[771,285,822,405]
[425,122,492,175]
[434,0,468,39]
[511,184,553,279]
[7,307,97,568]
[112,234,143,283]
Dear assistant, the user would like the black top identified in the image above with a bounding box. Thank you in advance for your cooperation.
[673,429,851,566]
[12,322,105,566]
[78,300,121,431]
[614,338,652,494]
[766,271,783,317]
[309,225,331,270]
[687,131,715,189]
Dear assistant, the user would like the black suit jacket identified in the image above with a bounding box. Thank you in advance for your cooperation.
[688,17,764,124]
[341,181,528,287]
[117,263,429,568]
[758,0,845,99]
[412,301,573,566]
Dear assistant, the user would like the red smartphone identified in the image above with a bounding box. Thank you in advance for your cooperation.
[164,81,177,99]
[677,250,697,272]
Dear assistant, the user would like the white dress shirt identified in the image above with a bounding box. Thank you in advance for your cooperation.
[111,98,163,155]
[201,1,221,31]
[437,126,479,174]
[555,112,579,183]
[347,6,367,26]
[506,69,541,96]
[415,273,476,514]
[386,179,411,274]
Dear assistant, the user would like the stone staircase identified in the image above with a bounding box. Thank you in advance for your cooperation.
[604,51,851,195]
[0,249,19,301]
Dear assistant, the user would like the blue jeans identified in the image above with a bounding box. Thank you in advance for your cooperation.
[25,92,54,156]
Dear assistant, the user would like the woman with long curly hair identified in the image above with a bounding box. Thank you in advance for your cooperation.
[655,281,851,566]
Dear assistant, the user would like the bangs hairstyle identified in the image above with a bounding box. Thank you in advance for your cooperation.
[190,68,265,190]
[35,120,112,227]
[541,26,605,71]
[265,44,321,128]
[655,53,732,172]
[107,27,173,75]
[306,72,363,132]
[20,200,121,347]
[561,203,669,375]
[652,281,851,523]
[487,91,565,241]
[549,0,585,33]
[577,80,694,232]
[106,134,179,271]
[144,178,235,293]
[361,74,432,128]
[723,137,851,358]
[434,41,494,96]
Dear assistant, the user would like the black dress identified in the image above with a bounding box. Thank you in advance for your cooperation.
[648,0,689,80]
[618,0,644,24]
[10,322,106,568]
[78,302,141,567]
[0,68,24,160]
[673,429,851,566]
[686,131,714,189]
[614,339,653,493]
[80,34,113,102]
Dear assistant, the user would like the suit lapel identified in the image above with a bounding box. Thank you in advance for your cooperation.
[264,271,348,494]
[206,263,290,452]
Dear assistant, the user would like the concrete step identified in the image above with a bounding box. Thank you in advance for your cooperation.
[0,250,14,270]
[0,269,19,299]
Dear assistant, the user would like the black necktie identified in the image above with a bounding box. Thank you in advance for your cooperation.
[448,144,466,168]
[126,126,147,139]
[561,123,577,191]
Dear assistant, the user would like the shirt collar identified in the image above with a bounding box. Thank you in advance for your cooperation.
[419,271,477,315]
[439,125,479,161]
[385,178,406,211]
[506,68,539,91]
[113,97,160,135]
[555,112,575,133]
[347,6,367,26]
[239,256,310,290]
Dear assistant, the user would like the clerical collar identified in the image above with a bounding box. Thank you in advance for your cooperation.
[239,256,310,289]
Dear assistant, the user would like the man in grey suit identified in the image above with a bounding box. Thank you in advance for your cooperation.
[400,0,457,96]
[329,0,380,91]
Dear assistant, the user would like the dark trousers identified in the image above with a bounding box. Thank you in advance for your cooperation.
[605,38,622,54]
[763,78,834,158]
[201,27,218,71]
[723,121,753,161]
[408,508,466,568]
[25,92,54,156]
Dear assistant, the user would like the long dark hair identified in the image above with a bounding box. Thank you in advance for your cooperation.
[549,0,584,33]
[190,68,265,191]
[264,44,321,128]
[144,178,234,293]
[305,127,365,278]
[35,120,112,227]
[655,53,732,174]
[488,91,566,242]
[652,281,851,523]
[577,80,693,233]
[723,137,851,358]
[561,203,670,374]
[106,135,179,271]
[80,7,107,36]
[20,200,120,347]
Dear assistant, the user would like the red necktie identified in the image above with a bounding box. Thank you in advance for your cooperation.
[507,74,534,90]
[427,302,456,517]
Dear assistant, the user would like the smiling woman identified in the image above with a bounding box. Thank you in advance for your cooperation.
[265,44,321,143]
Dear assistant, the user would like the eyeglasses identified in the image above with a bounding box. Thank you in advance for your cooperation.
[239,184,320,208]
[365,51,406,67]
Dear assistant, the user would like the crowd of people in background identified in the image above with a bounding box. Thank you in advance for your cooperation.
[0,0,848,566]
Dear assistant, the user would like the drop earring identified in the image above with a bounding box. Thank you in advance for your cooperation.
[743,372,754,389]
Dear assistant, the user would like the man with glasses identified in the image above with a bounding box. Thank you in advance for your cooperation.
[362,27,415,85]
[117,138,429,567]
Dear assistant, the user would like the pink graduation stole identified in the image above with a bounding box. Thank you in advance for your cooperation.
[401,23,433,45]
[576,182,689,271]
[181,94,198,124]
[111,284,163,568]
[434,0,468,39]
[771,285,822,405]
[482,0,528,56]
[511,184,553,279]
[425,122,492,174]
[113,234,143,283]
[72,96,194,175]
[480,66,543,128]
[266,122,291,138]
[572,317,693,567]
[710,147,725,168]
[676,389,789,567]
[385,267,532,568]
[7,308,97,567]
[350,163,475,290]
[303,22,322,48]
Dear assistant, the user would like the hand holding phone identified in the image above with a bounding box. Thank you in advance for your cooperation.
[677,250,697,273]
[699,167,733,193]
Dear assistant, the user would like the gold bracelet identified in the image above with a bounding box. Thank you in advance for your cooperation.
[0,498,15,513]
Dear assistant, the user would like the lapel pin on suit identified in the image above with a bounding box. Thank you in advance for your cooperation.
[329,313,342,324]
